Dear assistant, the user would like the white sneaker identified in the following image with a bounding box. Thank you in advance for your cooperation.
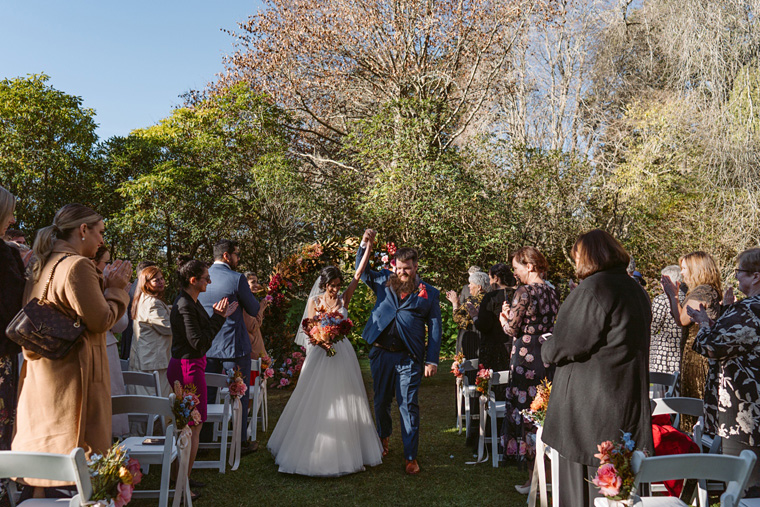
[515,483,531,495]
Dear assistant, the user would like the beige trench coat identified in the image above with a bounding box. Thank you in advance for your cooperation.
[244,304,267,359]
[12,241,128,486]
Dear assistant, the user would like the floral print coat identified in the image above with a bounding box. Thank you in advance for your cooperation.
[693,294,760,446]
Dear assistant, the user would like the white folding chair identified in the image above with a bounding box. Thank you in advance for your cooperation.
[0,448,91,507]
[650,371,679,399]
[247,358,268,441]
[611,450,758,507]
[120,359,130,372]
[476,369,510,467]
[457,359,479,436]
[527,425,560,507]
[122,370,164,437]
[112,394,186,507]
[195,373,231,473]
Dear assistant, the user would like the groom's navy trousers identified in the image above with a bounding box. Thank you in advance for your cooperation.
[369,346,423,460]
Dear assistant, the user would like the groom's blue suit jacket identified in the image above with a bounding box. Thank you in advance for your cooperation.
[356,246,442,365]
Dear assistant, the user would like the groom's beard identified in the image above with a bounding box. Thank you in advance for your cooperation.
[387,273,417,295]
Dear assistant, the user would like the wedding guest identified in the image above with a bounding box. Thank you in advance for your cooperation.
[459,266,482,304]
[542,230,653,507]
[499,246,559,494]
[243,272,270,360]
[4,228,25,244]
[690,247,760,493]
[120,260,157,360]
[198,240,260,453]
[650,265,684,374]
[13,204,131,491]
[662,251,723,432]
[130,265,172,397]
[168,257,236,493]
[92,246,130,437]
[448,270,490,359]
[473,263,517,372]
[0,186,24,452]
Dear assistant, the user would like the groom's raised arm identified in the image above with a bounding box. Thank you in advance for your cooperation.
[425,288,443,366]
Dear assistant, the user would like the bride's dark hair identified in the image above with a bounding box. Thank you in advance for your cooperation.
[318,266,343,290]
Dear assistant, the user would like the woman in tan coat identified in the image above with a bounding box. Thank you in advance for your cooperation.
[244,272,269,359]
[12,204,131,488]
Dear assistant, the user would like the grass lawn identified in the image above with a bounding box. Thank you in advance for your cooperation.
[131,359,529,506]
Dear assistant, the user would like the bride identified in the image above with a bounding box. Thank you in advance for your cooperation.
[267,243,382,476]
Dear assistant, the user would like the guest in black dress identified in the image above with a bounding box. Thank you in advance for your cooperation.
[0,186,24,451]
[542,230,653,507]
[473,263,516,372]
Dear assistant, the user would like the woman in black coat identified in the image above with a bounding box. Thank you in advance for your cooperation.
[472,263,516,372]
[541,229,654,507]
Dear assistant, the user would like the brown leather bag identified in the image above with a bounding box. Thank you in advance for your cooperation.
[5,254,86,359]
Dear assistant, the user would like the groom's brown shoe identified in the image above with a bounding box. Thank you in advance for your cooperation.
[405,459,420,475]
[381,437,389,457]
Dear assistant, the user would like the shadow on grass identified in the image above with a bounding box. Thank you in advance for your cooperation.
[131,359,530,506]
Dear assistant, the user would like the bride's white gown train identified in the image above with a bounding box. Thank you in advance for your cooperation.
[267,305,383,477]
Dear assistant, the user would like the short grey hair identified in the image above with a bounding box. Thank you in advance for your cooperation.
[661,265,682,283]
[468,265,482,274]
[468,271,490,291]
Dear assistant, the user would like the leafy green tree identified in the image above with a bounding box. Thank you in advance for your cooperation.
[0,74,100,235]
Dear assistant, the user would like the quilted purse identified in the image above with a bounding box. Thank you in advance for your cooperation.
[5,254,85,359]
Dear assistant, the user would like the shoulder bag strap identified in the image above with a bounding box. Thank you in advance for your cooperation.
[39,253,81,327]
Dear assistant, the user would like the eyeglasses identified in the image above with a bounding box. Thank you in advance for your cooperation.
[734,268,756,277]
[200,276,212,282]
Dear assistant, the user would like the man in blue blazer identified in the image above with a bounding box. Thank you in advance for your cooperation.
[356,229,442,475]
[198,239,260,452]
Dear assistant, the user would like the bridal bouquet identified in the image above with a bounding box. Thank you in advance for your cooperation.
[301,311,353,357]
[592,432,642,503]
[521,378,552,427]
[88,443,142,506]
[171,381,202,429]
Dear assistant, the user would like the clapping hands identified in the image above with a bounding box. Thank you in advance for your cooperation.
[103,259,132,291]
[686,303,713,328]
[213,297,239,318]
[661,275,679,298]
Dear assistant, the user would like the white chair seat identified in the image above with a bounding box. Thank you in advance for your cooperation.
[740,500,760,506]
[195,373,231,473]
[17,500,81,506]
[120,436,178,464]
[594,498,687,506]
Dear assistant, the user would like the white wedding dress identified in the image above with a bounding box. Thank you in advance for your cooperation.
[267,296,383,477]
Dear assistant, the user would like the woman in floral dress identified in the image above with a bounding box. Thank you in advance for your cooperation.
[499,246,559,494]
[690,247,760,492]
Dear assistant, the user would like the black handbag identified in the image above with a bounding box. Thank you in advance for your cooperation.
[5,254,86,359]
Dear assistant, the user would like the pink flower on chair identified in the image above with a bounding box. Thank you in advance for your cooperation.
[594,440,615,464]
[127,458,142,486]
[114,482,133,507]
[592,463,622,497]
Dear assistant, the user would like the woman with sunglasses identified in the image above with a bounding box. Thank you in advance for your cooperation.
[690,248,760,494]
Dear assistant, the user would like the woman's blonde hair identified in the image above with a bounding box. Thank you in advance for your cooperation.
[0,185,16,235]
[131,266,166,319]
[680,251,722,296]
[32,204,103,281]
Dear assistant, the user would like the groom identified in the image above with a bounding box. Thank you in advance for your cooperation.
[356,229,442,475]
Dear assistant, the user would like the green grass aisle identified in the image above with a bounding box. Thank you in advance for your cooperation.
[132,359,529,506]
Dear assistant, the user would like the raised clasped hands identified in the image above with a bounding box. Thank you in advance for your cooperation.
[104,259,132,291]
[362,228,377,246]
[723,287,735,306]
[465,301,478,318]
[213,297,239,318]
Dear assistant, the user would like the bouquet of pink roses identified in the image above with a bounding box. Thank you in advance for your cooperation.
[88,443,142,506]
[592,432,641,501]
[450,352,466,378]
[474,366,491,394]
[226,367,247,398]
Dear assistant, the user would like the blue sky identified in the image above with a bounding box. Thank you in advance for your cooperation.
[1,0,265,140]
